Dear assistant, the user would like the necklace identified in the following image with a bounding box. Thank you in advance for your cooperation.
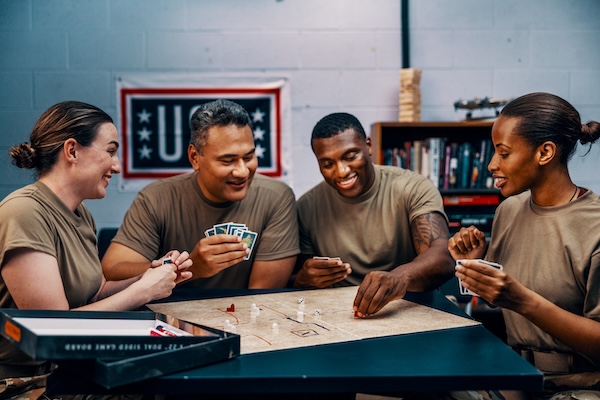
[569,185,579,202]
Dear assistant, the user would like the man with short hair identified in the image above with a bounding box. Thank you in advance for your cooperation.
[102,99,299,288]
[294,112,454,316]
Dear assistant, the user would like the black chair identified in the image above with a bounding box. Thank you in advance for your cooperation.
[97,227,118,260]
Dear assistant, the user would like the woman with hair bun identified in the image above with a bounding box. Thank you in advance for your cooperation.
[449,92,600,399]
[0,101,193,396]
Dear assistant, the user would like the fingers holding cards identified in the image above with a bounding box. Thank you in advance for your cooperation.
[205,221,258,261]
[308,256,351,287]
[456,259,503,297]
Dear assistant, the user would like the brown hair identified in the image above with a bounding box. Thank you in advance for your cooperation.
[500,92,600,164]
[10,101,113,177]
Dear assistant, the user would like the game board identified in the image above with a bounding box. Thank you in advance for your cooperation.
[148,286,479,355]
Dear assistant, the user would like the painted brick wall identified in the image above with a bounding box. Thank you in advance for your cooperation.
[1,0,599,230]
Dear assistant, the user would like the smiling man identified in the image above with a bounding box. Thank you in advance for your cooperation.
[102,99,299,289]
[294,112,455,317]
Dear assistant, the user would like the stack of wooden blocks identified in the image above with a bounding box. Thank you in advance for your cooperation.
[399,68,422,122]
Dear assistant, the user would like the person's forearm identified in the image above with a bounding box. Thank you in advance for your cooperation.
[396,241,455,292]
[104,261,151,281]
[517,291,600,365]
[78,281,150,312]
[96,276,141,300]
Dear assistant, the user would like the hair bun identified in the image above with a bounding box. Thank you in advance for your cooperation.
[580,121,600,145]
[9,142,37,169]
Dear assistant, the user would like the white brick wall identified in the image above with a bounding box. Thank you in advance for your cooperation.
[1,0,599,230]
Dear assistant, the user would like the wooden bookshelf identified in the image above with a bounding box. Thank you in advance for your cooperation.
[370,120,495,165]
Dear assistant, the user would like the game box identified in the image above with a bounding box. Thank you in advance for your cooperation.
[0,309,240,388]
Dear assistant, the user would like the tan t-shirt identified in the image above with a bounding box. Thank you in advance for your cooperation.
[113,172,299,288]
[0,182,102,369]
[298,165,447,286]
[486,190,600,354]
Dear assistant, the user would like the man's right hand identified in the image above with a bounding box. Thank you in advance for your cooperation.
[293,257,351,288]
[191,234,249,278]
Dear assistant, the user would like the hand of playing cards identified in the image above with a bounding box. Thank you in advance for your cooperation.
[205,222,258,261]
[457,259,503,297]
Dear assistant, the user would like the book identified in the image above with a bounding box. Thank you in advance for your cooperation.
[458,142,472,189]
[428,138,441,188]
[442,193,501,206]
[443,144,451,190]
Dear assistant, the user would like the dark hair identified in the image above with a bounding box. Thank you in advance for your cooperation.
[9,101,113,177]
[500,92,600,164]
[189,99,252,154]
[311,112,367,148]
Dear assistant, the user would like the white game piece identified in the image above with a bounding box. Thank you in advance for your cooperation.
[250,303,260,316]
[314,308,321,316]
[272,322,279,334]
[298,297,305,310]
[297,310,304,322]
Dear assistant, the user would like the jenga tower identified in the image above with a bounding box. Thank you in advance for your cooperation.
[399,68,422,122]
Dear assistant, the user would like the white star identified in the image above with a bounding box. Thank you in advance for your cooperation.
[253,127,265,141]
[251,108,265,123]
[138,145,153,160]
[255,144,265,159]
[137,127,152,142]
[137,109,152,124]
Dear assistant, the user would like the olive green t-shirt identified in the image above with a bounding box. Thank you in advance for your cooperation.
[0,181,102,371]
[113,172,299,288]
[486,190,600,354]
[298,165,447,286]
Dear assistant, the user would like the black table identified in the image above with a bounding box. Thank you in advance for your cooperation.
[47,288,543,396]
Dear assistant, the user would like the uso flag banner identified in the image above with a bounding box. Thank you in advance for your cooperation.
[116,74,291,192]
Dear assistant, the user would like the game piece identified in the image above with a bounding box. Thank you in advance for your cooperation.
[162,257,172,265]
[297,310,304,322]
[314,309,321,316]
[272,322,279,334]
[250,303,260,316]
[298,297,305,310]
[224,319,237,333]
[354,310,359,318]
[227,303,235,312]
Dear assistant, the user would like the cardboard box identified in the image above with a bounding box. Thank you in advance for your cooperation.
[0,309,239,388]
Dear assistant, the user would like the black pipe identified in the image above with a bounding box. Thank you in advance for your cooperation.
[401,0,410,68]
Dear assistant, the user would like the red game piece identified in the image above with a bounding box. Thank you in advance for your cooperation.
[227,303,235,312]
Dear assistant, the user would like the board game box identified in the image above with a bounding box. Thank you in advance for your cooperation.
[0,309,239,388]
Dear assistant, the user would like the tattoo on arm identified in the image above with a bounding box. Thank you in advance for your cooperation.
[411,213,448,254]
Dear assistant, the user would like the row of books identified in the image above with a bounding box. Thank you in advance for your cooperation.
[382,138,495,190]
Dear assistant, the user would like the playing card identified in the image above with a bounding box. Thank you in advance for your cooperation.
[213,223,231,235]
[232,227,247,238]
[228,223,247,235]
[240,230,258,260]
[204,227,216,237]
[457,259,503,297]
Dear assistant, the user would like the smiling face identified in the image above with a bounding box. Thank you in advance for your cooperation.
[488,116,541,197]
[77,122,121,200]
[311,128,375,198]
[188,124,257,204]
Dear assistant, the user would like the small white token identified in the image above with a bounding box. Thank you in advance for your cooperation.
[297,310,304,322]
[272,322,279,333]
[314,308,321,316]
